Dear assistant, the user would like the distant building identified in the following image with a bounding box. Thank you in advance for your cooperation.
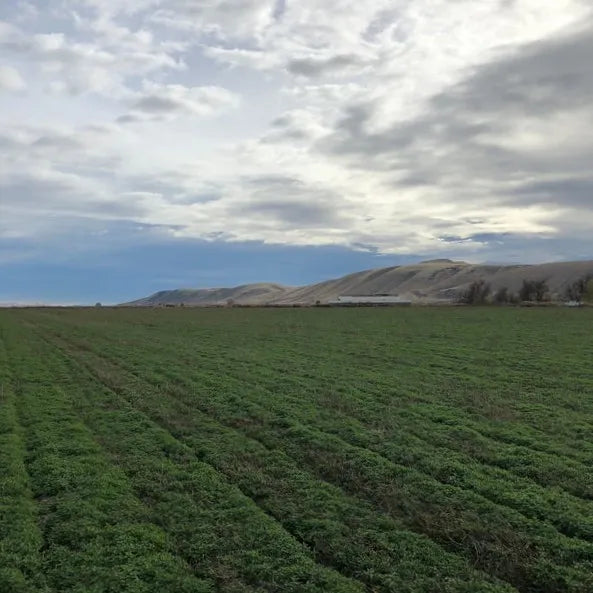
[329,295,412,306]
[565,300,582,308]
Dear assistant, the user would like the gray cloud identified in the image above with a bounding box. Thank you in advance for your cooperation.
[0,124,146,239]
[433,232,593,265]
[116,113,143,124]
[121,170,224,205]
[124,83,240,120]
[242,200,340,227]
[510,178,593,209]
[260,110,326,143]
[0,126,123,174]
[134,95,180,113]
[319,23,593,215]
[287,53,368,77]
[32,134,86,151]
[240,175,346,228]
[432,26,593,116]
[0,171,146,219]
[439,232,511,244]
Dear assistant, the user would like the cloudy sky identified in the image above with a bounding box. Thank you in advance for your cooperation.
[1,0,592,303]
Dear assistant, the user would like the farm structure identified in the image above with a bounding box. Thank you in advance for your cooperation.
[330,295,412,306]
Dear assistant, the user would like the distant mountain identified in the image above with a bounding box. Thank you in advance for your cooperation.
[123,283,289,306]
[123,259,593,306]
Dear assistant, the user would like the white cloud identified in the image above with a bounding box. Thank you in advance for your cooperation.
[0,65,26,91]
[203,45,279,70]
[149,0,276,40]
[0,1,592,262]
[0,16,184,96]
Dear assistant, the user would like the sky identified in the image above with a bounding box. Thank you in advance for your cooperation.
[1,0,592,304]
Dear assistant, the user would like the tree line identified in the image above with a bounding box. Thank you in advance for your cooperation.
[459,275,593,305]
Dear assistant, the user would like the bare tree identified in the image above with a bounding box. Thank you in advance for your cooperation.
[565,275,593,303]
[459,280,491,305]
[533,280,549,302]
[519,279,549,302]
[493,287,510,304]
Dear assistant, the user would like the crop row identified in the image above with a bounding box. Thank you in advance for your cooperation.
[3,317,368,593]
[38,309,593,469]
[37,325,517,593]
[0,334,47,593]
[36,320,593,593]
[36,314,593,536]
[1,317,211,593]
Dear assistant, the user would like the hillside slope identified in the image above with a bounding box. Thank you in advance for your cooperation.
[124,283,289,306]
[124,259,593,305]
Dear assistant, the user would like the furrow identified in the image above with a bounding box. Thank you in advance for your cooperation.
[28,323,368,593]
[39,324,517,593]
[0,324,48,593]
[2,317,212,593]
[39,325,592,593]
[44,320,593,541]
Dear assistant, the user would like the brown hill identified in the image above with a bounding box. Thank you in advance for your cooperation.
[124,283,289,306]
[123,260,593,306]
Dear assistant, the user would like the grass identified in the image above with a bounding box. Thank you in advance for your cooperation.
[0,306,592,592]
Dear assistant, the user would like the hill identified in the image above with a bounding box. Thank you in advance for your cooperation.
[123,259,593,306]
[124,282,289,306]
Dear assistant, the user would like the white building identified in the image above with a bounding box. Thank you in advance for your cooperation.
[565,300,582,308]
[330,295,412,306]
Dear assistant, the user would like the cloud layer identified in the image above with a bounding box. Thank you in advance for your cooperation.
[1,0,592,263]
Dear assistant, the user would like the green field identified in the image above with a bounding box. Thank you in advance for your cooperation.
[1,307,592,593]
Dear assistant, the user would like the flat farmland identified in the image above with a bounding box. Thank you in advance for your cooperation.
[1,307,592,593]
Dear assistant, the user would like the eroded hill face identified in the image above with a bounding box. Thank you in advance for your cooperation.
[124,260,593,306]
[125,283,290,306]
